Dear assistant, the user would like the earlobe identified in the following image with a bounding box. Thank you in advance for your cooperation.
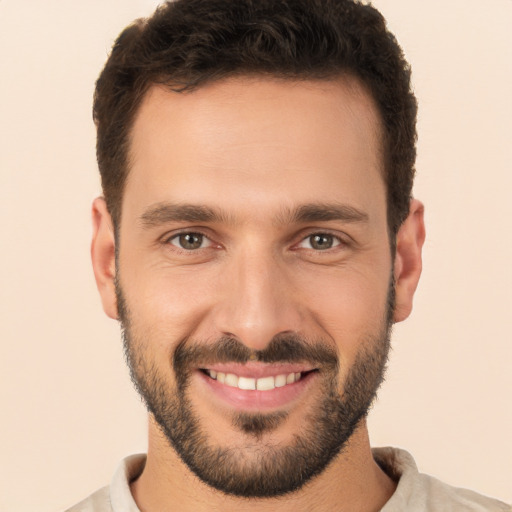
[393,199,425,323]
[91,197,118,320]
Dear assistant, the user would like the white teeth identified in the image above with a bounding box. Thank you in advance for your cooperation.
[207,369,303,390]
[274,374,287,387]
[256,376,275,391]
[224,373,238,387]
[238,376,256,390]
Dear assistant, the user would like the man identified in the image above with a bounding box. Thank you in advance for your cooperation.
[68,0,510,510]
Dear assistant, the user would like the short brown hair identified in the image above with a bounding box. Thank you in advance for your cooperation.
[94,0,417,235]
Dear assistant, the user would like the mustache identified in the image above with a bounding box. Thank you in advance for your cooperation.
[173,333,339,374]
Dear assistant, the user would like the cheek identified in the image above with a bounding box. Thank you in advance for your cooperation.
[120,263,220,347]
[295,265,391,359]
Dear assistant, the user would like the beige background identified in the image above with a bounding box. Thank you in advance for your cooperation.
[0,1,511,511]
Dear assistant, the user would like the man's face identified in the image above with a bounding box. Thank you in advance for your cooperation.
[111,77,396,496]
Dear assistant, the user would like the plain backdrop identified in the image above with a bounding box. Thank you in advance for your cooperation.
[0,1,511,511]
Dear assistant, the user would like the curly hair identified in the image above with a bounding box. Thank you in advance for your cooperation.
[94,0,417,235]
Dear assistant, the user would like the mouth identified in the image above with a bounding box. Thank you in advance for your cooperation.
[196,363,320,411]
[201,368,316,391]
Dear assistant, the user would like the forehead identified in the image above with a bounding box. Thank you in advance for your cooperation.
[124,76,385,224]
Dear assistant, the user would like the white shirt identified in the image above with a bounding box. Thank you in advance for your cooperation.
[65,448,511,511]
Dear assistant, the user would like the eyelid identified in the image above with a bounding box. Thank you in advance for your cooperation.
[161,227,208,241]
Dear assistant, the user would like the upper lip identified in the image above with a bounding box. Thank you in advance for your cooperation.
[198,362,316,379]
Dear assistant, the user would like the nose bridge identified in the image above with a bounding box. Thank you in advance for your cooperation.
[214,243,301,350]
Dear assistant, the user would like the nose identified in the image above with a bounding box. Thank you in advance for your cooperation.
[212,247,304,351]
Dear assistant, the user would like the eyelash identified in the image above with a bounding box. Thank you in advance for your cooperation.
[296,233,344,251]
[163,230,348,254]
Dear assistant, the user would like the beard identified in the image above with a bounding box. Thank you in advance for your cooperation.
[117,281,394,498]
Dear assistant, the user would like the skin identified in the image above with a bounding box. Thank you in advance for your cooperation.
[91,76,425,511]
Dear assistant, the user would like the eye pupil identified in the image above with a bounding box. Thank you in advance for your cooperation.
[179,233,203,250]
[310,234,333,250]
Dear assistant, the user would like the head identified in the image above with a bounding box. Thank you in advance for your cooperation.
[91,0,425,500]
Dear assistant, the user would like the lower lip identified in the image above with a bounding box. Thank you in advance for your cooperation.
[196,370,317,411]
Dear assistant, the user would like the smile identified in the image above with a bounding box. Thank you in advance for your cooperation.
[203,369,306,391]
[196,363,319,410]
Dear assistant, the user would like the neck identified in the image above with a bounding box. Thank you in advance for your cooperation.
[131,418,396,512]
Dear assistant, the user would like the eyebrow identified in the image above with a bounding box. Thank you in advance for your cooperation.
[139,201,369,228]
[286,203,369,224]
[139,203,230,227]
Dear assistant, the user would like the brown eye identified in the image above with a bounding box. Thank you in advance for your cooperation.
[170,232,209,250]
[299,233,340,251]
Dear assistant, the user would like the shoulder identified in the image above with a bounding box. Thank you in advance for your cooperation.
[64,486,111,512]
[374,447,511,512]
[64,454,146,512]
[413,473,511,512]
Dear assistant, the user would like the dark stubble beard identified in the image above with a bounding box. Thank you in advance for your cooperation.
[117,280,394,498]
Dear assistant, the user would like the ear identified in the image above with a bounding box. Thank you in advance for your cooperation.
[91,197,118,319]
[393,199,425,323]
